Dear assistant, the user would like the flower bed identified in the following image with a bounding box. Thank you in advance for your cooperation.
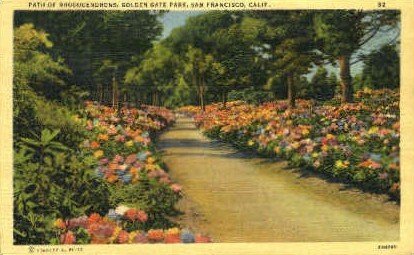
[54,206,210,244]
[180,89,400,200]
[51,102,210,244]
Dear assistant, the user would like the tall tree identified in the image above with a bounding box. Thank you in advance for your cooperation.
[15,11,163,102]
[314,10,399,103]
[125,44,179,106]
[309,67,336,101]
[361,44,400,89]
[272,11,319,108]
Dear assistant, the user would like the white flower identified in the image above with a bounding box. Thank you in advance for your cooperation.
[115,205,130,215]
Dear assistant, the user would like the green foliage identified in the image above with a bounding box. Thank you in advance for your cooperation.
[307,67,337,100]
[14,24,71,100]
[361,44,400,89]
[314,11,365,58]
[228,87,273,104]
[15,11,163,101]
[14,129,110,244]
[109,176,181,230]
[264,75,288,99]
[314,10,399,103]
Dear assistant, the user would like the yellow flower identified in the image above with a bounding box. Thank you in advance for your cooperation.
[335,160,348,169]
[166,227,180,236]
[292,142,300,149]
[368,126,379,135]
[321,145,329,152]
[125,140,134,147]
[145,164,156,171]
[326,133,335,140]
[147,157,155,164]
[247,140,254,146]
[110,226,122,242]
[128,231,137,244]
[93,150,104,158]
[301,128,310,136]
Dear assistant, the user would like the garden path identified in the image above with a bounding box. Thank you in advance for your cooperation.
[158,116,399,242]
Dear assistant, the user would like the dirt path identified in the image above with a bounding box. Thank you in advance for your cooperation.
[158,117,400,242]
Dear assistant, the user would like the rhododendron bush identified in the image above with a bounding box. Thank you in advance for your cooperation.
[181,89,400,200]
[49,102,209,244]
[15,100,211,244]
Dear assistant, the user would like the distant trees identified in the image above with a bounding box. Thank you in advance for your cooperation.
[308,67,337,101]
[15,10,400,108]
[361,44,400,89]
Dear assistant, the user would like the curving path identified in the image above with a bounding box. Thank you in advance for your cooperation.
[158,116,400,242]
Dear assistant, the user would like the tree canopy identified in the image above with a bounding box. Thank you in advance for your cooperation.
[15,10,400,109]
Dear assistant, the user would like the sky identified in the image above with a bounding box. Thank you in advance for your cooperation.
[160,11,400,78]
[160,11,201,38]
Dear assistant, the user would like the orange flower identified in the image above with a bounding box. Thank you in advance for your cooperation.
[164,234,181,243]
[117,230,129,244]
[88,213,101,225]
[98,133,109,141]
[147,229,164,242]
[107,174,118,183]
[90,141,100,149]
[358,159,382,170]
[108,163,118,171]
[54,218,66,229]
[195,234,211,243]
[129,166,139,175]
[60,231,76,244]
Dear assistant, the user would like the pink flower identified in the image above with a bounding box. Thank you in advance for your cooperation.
[113,155,124,163]
[170,184,182,193]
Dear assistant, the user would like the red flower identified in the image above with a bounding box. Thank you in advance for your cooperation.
[60,231,76,244]
[195,234,211,243]
[124,209,148,223]
[164,234,181,243]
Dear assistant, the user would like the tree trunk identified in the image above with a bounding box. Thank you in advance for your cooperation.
[135,90,140,108]
[287,73,296,109]
[200,76,205,111]
[123,92,127,106]
[199,87,204,111]
[338,55,353,103]
[222,90,227,108]
[112,76,118,109]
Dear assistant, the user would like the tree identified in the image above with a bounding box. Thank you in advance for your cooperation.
[314,10,399,103]
[361,44,400,89]
[14,23,71,100]
[125,44,179,106]
[309,67,336,101]
[15,11,164,104]
[272,11,319,108]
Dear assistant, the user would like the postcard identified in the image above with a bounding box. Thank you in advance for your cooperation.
[0,0,413,254]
